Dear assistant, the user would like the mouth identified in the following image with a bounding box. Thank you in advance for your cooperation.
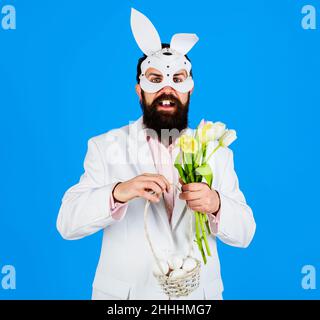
[156,99,177,110]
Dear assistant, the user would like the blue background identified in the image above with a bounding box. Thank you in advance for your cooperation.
[0,0,319,299]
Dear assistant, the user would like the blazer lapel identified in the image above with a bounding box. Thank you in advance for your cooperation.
[127,117,157,175]
[171,196,187,231]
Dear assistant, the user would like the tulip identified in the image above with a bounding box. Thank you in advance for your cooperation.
[198,122,214,145]
[219,129,237,147]
[197,121,226,145]
[177,135,199,154]
[211,122,226,140]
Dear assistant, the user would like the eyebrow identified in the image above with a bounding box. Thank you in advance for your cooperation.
[146,72,162,77]
[174,71,187,76]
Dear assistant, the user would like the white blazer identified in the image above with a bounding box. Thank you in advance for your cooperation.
[56,117,256,300]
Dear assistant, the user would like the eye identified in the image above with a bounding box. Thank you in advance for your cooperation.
[151,77,162,83]
[173,77,183,83]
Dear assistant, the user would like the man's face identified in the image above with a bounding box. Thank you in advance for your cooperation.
[136,67,193,140]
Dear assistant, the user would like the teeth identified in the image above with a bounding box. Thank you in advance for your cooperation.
[160,100,172,106]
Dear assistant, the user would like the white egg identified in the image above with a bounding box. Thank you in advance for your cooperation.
[182,257,197,272]
[152,260,169,276]
[169,269,187,280]
[167,255,183,270]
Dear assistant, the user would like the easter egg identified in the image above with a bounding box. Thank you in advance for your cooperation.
[169,269,187,280]
[152,260,169,276]
[182,257,197,272]
[167,255,183,270]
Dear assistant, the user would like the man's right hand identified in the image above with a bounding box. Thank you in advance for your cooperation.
[112,173,171,203]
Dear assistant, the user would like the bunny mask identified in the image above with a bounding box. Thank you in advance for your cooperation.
[130,8,199,94]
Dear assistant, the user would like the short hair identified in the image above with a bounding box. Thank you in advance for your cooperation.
[136,43,193,83]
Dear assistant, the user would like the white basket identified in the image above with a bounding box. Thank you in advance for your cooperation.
[144,199,201,298]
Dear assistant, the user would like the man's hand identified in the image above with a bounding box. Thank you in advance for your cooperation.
[113,173,171,203]
[179,180,220,215]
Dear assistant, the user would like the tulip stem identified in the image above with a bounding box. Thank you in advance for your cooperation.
[199,212,211,256]
[204,215,211,235]
[205,143,221,164]
[195,212,207,264]
[202,145,207,163]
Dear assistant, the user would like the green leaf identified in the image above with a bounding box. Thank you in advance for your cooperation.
[174,152,187,183]
[195,163,212,176]
[195,164,214,187]
[204,174,213,188]
[174,163,187,183]
[184,153,195,182]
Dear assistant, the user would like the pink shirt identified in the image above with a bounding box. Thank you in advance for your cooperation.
[109,134,220,233]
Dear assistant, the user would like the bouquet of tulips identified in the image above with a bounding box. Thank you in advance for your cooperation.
[174,120,237,264]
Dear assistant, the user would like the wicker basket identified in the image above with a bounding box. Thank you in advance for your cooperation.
[144,199,201,298]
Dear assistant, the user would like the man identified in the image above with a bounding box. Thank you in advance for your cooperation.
[56,8,256,300]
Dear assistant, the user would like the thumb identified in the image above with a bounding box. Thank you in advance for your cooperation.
[179,177,185,185]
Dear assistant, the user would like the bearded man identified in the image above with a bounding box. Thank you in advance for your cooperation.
[56,8,256,300]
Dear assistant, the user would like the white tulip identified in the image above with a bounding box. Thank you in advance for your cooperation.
[219,129,237,147]
[169,269,187,280]
[152,260,169,276]
[198,121,226,144]
[211,122,226,140]
[167,255,183,270]
[182,258,197,272]
[198,121,212,142]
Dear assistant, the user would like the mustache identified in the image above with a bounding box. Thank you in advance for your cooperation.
[141,89,190,137]
[150,93,181,108]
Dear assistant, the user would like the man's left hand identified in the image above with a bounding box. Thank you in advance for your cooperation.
[179,180,220,215]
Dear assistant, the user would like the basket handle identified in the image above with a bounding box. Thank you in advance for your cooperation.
[144,185,195,275]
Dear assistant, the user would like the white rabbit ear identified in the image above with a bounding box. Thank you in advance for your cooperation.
[170,33,199,55]
[130,8,162,56]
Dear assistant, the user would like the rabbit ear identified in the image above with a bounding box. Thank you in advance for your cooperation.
[130,8,162,56]
[170,33,199,55]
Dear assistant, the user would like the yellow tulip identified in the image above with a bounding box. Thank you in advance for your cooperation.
[198,122,214,144]
[177,135,199,154]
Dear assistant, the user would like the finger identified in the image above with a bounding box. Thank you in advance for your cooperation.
[143,181,163,195]
[141,177,166,192]
[154,175,171,192]
[187,199,203,207]
[189,206,204,212]
[179,190,202,201]
[179,177,185,186]
[140,191,160,203]
[156,174,171,192]
[182,182,208,192]
[142,175,171,192]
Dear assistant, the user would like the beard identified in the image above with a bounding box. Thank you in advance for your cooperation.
[140,90,190,143]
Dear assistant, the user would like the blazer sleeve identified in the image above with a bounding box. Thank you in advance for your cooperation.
[212,148,256,248]
[56,138,125,240]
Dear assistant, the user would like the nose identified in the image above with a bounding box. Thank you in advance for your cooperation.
[159,86,176,96]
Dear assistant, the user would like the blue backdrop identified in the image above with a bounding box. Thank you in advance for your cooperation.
[0,0,319,299]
